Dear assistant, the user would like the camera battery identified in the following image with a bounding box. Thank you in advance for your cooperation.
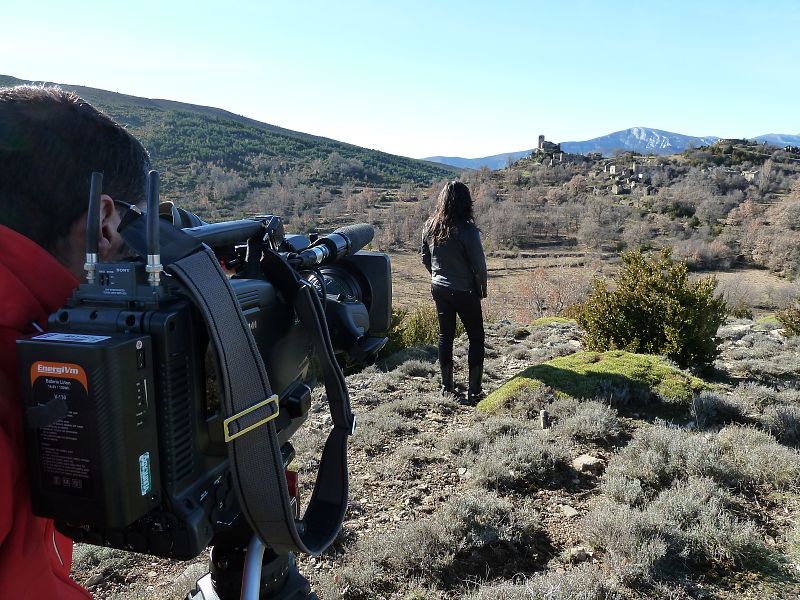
[17,332,161,529]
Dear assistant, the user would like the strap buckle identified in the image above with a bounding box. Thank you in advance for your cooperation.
[224,394,280,442]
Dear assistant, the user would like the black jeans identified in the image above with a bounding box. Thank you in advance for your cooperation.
[431,284,485,368]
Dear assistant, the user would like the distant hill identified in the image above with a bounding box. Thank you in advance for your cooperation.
[426,127,800,170]
[423,150,532,171]
[753,133,800,146]
[560,127,719,156]
[0,74,457,200]
[423,127,721,169]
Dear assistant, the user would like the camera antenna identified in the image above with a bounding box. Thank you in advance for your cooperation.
[145,170,163,286]
[84,171,103,284]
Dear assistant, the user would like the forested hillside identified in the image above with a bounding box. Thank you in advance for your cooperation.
[0,74,456,220]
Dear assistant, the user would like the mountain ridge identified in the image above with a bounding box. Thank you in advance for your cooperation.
[425,127,800,170]
[0,73,456,183]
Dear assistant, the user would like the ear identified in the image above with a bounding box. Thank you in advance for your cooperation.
[97,194,121,260]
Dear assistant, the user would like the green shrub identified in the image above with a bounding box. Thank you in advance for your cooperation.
[777,303,800,337]
[728,300,754,320]
[575,249,727,370]
[383,305,465,356]
[381,307,411,356]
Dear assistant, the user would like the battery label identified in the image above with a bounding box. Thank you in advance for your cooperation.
[139,452,152,496]
[30,361,93,498]
[33,332,110,344]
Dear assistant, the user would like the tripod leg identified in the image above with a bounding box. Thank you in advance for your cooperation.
[241,534,267,600]
[186,539,316,600]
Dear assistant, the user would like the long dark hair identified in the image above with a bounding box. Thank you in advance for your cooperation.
[425,181,474,245]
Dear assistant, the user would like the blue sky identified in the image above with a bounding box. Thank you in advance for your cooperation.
[3,1,798,158]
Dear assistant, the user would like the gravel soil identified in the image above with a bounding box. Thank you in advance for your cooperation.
[71,319,800,599]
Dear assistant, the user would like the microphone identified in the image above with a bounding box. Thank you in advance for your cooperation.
[290,223,374,268]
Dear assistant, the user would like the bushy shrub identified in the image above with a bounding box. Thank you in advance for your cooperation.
[440,417,567,491]
[731,382,778,408]
[777,303,800,337]
[716,426,800,490]
[582,477,766,584]
[575,249,727,370]
[762,404,800,447]
[788,519,800,566]
[401,305,444,347]
[322,491,541,598]
[383,305,465,356]
[602,426,722,504]
[603,423,800,501]
[691,391,749,429]
[465,563,620,599]
[550,398,621,443]
[396,359,438,378]
[470,430,569,491]
[381,307,411,356]
[580,501,668,584]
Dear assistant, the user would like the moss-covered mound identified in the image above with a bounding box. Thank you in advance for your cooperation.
[478,350,708,413]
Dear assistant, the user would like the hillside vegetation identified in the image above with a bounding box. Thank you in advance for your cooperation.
[0,74,456,221]
[5,74,799,288]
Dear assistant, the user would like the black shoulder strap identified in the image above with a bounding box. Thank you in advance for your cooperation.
[166,245,353,555]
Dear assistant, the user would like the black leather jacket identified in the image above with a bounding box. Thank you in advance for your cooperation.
[421,221,488,297]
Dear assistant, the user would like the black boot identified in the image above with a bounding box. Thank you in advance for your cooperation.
[440,361,454,395]
[467,363,484,404]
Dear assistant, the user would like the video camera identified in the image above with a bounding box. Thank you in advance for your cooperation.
[16,171,391,599]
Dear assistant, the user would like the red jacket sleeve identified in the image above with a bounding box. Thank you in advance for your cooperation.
[0,362,92,599]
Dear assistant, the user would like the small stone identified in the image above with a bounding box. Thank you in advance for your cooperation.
[86,573,104,587]
[561,504,580,518]
[457,467,467,476]
[572,454,605,474]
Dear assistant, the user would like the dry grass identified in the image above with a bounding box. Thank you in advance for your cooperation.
[316,491,542,599]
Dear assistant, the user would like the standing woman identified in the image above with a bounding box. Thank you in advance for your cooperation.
[421,181,488,402]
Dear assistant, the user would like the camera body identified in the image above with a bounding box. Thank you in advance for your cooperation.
[16,211,390,560]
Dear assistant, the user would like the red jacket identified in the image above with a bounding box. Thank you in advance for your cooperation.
[0,225,92,598]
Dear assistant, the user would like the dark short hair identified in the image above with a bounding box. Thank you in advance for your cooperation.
[0,85,150,251]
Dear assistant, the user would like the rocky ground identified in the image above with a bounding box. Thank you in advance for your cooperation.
[71,317,800,599]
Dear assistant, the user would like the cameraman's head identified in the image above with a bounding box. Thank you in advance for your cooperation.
[0,85,150,278]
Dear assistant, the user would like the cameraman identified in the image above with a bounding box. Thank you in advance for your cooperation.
[0,86,150,598]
